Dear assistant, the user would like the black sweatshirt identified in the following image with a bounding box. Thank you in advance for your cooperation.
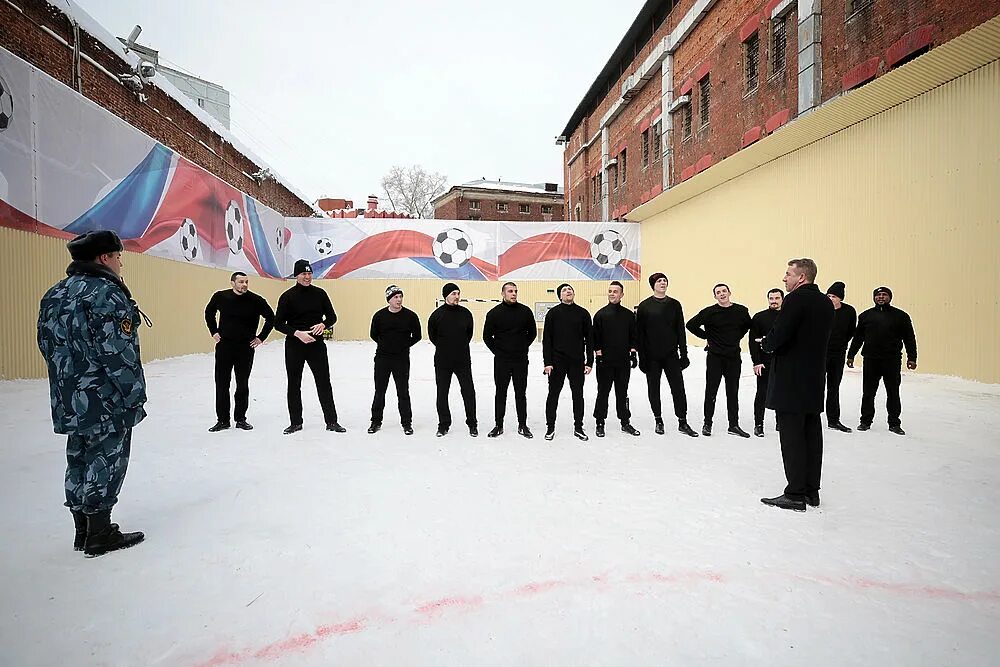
[543,302,594,367]
[274,284,337,337]
[848,303,917,362]
[204,289,275,343]
[827,303,858,356]
[749,308,780,366]
[483,301,536,361]
[592,302,637,366]
[635,295,687,362]
[370,306,421,358]
[428,304,473,368]
[686,303,752,359]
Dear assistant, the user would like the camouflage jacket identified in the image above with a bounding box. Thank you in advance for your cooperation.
[37,261,147,436]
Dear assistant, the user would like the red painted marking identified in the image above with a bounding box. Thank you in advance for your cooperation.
[695,61,712,82]
[680,165,697,182]
[741,126,763,148]
[695,154,714,173]
[842,56,881,91]
[886,25,935,69]
[740,13,761,43]
[415,595,484,618]
[765,108,792,134]
[515,580,568,596]
[679,77,694,96]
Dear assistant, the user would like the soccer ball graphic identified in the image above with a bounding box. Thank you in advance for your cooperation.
[432,227,473,268]
[225,200,244,254]
[315,237,334,256]
[179,218,200,261]
[0,73,13,133]
[590,229,627,267]
[275,227,286,250]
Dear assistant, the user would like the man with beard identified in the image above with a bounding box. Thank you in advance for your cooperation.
[636,272,698,437]
[369,285,422,435]
[274,259,345,435]
[428,283,477,437]
[204,272,275,432]
[542,283,593,441]
[824,282,857,432]
[749,288,783,437]
[686,284,752,437]
[847,287,917,435]
[591,281,640,437]
[483,282,537,438]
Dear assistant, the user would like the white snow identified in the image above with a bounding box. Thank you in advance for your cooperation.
[2,341,999,665]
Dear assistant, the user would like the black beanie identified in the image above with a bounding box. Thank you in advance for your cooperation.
[293,259,313,276]
[648,272,667,289]
[826,281,845,300]
[556,283,571,299]
[873,286,893,301]
[385,284,403,301]
[442,282,460,300]
[66,230,123,261]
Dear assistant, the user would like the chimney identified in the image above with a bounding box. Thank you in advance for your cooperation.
[367,195,378,211]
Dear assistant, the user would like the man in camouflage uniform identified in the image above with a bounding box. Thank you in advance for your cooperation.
[37,230,147,557]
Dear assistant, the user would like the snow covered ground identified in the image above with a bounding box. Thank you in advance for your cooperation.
[2,341,999,666]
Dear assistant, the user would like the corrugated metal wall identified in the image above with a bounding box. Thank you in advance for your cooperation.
[639,59,1000,383]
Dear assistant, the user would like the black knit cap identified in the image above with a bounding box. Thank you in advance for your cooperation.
[292,259,313,276]
[556,283,572,299]
[386,284,403,301]
[442,282,460,300]
[648,272,668,289]
[826,281,845,299]
[66,230,123,261]
[873,286,893,300]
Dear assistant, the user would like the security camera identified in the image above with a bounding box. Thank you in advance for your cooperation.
[120,73,143,92]
[137,60,156,83]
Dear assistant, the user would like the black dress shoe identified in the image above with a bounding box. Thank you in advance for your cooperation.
[753,424,764,437]
[544,427,555,441]
[282,423,302,435]
[469,426,479,437]
[728,425,751,438]
[678,421,698,437]
[702,423,712,436]
[208,421,230,432]
[654,418,665,435]
[828,421,852,433]
[761,494,807,512]
[806,492,820,507]
[368,422,381,434]
[888,425,906,435]
[595,422,605,438]
[621,423,640,436]
[403,425,414,435]
[857,422,871,431]
[326,422,346,433]
[517,425,533,439]
[487,425,503,438]
[436,427,448,437]
[235,421,253,431]
[573,428,589,441]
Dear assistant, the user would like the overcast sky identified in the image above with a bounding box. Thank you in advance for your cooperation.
[74,0,643,206]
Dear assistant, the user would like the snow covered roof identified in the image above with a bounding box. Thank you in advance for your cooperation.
[456,179,564,195]
[56,0,322,215]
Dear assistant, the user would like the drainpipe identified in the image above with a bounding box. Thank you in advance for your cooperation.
[600,126,610,221]
[70,18,82,92]
[661,53,673,191]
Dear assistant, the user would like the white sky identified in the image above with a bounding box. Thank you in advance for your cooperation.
[74,0,644,206]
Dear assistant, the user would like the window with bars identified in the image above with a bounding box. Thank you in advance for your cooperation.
[597,172,603,199]
[519,203,530,214]
[652,121,661,162]
[771,16,788,75]
[641,129,650,169]
[497,202,508,213]
[620,148,627,183]
[592,176,597,205]
[469,200,480,210]
[744,31,760,93]
[699,76,711,129]
[611,163,618,190]
[682,104,692,140]
[847,0,874,15]
[541,205,553,215]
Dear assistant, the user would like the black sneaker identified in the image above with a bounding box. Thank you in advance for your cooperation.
[208,421,230,432]
[487,425,503,438]
[857,422,871,431]
[702,423,712,437]
[326,422,346,433]
[544,426,555,441]
[621,423,640,436]
[888,425,906,435]
[403,425,414,435]
[517,425,533,439]
[678,421,698,437]
[654,418,665,435]
[595,422,606,438]
[469,426,479,437]
[436,427,449,437]
[728,425,751,438]
[574,428,589,441]
[828,421,852,433]
[760,494,807,512]
[282,423,303,435]
[753,424,764,438]
[235,421,253,431]
[367,422,381,434]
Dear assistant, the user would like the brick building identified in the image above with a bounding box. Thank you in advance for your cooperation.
[432,179,565,222]
[558,0,1000,221]
[1,0,316,217]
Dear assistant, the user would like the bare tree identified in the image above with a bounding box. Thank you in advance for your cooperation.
[381,165,448,219]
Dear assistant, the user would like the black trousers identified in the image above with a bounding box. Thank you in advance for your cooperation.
[861,357,902,427]
[645,356,687,421]
[436,364,477,429]
[285,338,338,425]
[826,353,846,424]
[594,362,631,425]
[753,366,770,427]
[371,355,412,426]
[776,411,823,500]
[705,354,742,427]
[494,358,529,427]
[215,341,255,423]
[546,362,585,429]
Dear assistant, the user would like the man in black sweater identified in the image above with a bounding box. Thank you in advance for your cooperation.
[543,283,593,441]
[369,284,422,435]
[636,272,698,437]
[761,258,835,512]
[847,286,917,435]
[274,259,344,434]
[483,282,537,438]
[428,282,477,437]
[749,288,783,437]
[592,281,640,437]
[686,284,752,437]
[204,271,275,432]
[825,281,857,432]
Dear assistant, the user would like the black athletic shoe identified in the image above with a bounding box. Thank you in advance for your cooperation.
[517,425,533,439]
[436,427,449,437]
[621,423,640,436]
[753,424,764,438]
[282,423,303,435]
[678,421,698,437]
[761,494,807,512]
[367,422,381,434]
[469,426,479,437]
[403,425,414,435]
[487,425,503,438]
[728,425,751,438]
[857,422,871,431]
[544,426,555,441]
[326,422,346,433]
[235,421,253,431]
[208,421,230,432]
[888,425,906,436]
[574,428,589,442]
[595,422,605,438]
[702,423,712,437]
[806,492,820,507]
[654,418,665,435]
[828,421,852,433]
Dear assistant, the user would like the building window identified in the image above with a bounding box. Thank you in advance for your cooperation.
[197,98,205,108]
[847,0,874,16]
[620,148,627,183]
[699,76,711,129]
[611,162,618,190]
[469,214,481,221]
[641,128,650,169]
[542,205,553,215]
[469,200,480,210]
[771,16,788,75]
[682,104,693,140]
[744,31,760,93]
[597,172,603,199]
[497,202,508,213]
[519,203,530,214]
[591,176,597,205]
[652,121,661,162]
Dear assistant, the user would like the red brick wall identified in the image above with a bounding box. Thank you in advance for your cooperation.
[1,0,314,217]
[433,192,564,221]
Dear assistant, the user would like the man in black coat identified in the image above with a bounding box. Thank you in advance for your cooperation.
[749,288,783,437]
[543,283,593,441]
[204,271,274,432]
[825,281,857,432]
[428,282,477,437]
[483,282,537,439]
[274,260,345,434]
[369,285,422,435]
[761,258,835,512]
[591,281,640,437]
[847,286,917,435]
[636,272,698,437]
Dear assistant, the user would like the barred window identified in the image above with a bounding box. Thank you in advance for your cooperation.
[469,200,480,210]
[611,163,618,190]
[682,104,692,140]
[771,16,788,75]
[699,76,711,129]
[620,148,627,182]
[519,203,530,214]
[641,128,650,168]
[497,202,508,213]
[652,121,662,162]
[541,205,553,215]
[745,31,760,92]
[848,0,874,15]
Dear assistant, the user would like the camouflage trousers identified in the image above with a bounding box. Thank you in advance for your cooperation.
[64,428,132,513]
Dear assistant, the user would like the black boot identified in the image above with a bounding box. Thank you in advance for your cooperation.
[654,418,665,435]
[857,422,871,431]
[368,422,381,434]
[621,423,640,436]
[753,424,764,437]
[487,425,503,438]
[283,423,302,435]
[678,421,698,437]
[702,422,712,437]
[573,427,589,441]
[436,426,449,437]
[595,421,605,438]
[73,510,119,551]
[84,510,144,557]
[469,426,479,437]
